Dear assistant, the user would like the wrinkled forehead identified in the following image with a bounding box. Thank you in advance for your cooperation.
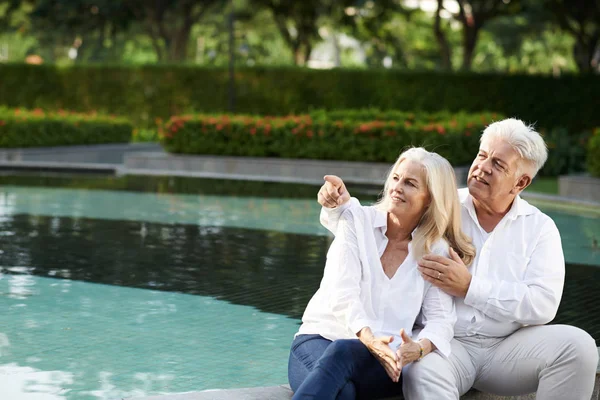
[479,136,521,162]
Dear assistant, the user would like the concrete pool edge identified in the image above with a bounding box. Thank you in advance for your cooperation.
[129,349,600,399]
[0,147,598,210]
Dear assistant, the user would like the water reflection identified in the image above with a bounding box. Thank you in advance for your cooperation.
[0,364,72,400]
[0,173,334,199]
[0,186,329,237]
[0,274,299,399]
[1,214,329,318]
[1,214,599,345]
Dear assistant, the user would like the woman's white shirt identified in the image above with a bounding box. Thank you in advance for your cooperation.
[297,204,456,357]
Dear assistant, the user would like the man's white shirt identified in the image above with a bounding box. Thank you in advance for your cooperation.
[320,188,565,339]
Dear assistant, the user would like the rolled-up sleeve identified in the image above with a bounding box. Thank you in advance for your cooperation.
[326,210,375,335]
[417,284,456,357]
[464,219,565,325]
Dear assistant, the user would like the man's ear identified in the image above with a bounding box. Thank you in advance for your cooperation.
[512,174,532,194]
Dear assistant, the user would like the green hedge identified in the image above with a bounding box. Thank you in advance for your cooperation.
[159,111,501,166]
[0,107,132,148]
[588,128,600,177]
[309,109,503,123]
[539,128,591,177]
[0,64,598,132]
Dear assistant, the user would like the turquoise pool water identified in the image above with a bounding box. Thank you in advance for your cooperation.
[0,175,598,399]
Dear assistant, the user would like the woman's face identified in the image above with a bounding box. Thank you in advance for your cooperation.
[386,159,431,220]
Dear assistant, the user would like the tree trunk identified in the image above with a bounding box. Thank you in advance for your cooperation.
[573,35,599,73]
[303,42,312,65]
[294,47,304,65]
[462,25,479,70]
[435,0,452,70]
[332,34,341,67]
[169,25,192,62]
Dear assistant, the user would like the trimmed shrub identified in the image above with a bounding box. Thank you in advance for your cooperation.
[309,109,503,124]
[159,111,502,166]
[539,128,591,177]
[0,64,598,132]
[0,107,132,148]
[588,128,600,178]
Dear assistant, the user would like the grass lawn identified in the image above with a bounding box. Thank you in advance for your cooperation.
[527,177,558,194]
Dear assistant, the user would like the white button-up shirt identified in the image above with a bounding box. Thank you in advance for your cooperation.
[456,188,564,337]
[298,203,456,357]
[322,189,565,340]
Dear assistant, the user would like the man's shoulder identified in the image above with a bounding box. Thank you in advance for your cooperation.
[515,197,558,233]
[518,197,552,221]
[458,187,470,202]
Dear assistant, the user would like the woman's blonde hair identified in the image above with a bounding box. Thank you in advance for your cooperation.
[374,147,475,266]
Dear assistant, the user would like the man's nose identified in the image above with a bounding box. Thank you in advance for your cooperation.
[480,159,493,174]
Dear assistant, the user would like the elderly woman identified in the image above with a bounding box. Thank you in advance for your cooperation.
[288,148,475,399]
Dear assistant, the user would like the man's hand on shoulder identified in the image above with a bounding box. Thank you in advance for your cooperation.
[418,248,472,298]
[317,175,350,208]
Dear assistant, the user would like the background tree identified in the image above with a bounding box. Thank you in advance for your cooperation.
[454,0,522,70]
[545,0,599,73]
[434,0,453,70]
[27,0,134,62]
[255,0,357,66]
[123,0,224,62]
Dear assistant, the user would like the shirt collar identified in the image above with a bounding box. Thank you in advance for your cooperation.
[374,208,387,228]
[375,208,418,238]
[459,187,537,222]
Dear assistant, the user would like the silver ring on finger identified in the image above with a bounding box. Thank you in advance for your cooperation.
[437,272,442,280]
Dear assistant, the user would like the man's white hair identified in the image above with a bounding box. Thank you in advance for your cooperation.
[480,118,548,177]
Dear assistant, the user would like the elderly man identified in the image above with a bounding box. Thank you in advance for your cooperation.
[317,118,598,399]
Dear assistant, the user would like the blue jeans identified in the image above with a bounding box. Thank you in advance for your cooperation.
[288,334,403,400]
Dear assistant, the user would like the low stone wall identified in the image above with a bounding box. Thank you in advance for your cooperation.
[123,152,470,187]
[133,365,600,400]
[559,175,600,203]
[0,143,162,164]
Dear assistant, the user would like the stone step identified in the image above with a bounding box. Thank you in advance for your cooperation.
[133,366,600,400]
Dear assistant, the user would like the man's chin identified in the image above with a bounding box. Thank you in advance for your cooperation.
[467,180,486,196]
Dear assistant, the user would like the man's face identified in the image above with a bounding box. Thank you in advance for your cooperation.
[467,137,524,206]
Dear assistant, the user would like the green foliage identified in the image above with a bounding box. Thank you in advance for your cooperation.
[0,64,598,132]
[132,127,159,142]
[309,109,503,124]
[158,111,499,166]
[0,106,132,147]
[539,127,591,177]
[588,128,600,178]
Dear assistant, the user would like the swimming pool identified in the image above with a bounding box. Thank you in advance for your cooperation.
[0,174,598,399]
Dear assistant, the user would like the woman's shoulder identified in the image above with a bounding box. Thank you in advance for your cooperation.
[340,204,381,226]
[430,237,450,258]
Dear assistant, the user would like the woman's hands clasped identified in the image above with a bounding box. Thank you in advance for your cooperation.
[358,327,425,382]
[358,327,401,382]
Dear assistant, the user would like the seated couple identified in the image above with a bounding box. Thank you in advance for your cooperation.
[288,118,598,400]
